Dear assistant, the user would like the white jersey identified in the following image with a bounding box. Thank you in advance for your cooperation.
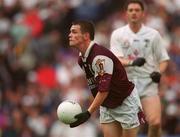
[110,24,169,79]
[110,24,170,97]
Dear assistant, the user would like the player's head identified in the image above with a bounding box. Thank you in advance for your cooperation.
[124,0,145,24]
[124,0,145,11]
[69,20,95,48]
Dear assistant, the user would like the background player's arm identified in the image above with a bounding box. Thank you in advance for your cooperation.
[150,32,170,83]
[150,60,169,83]
[159,60,169,74]
[110,32,145,67]
[118,56,146,67]
[117,57,131,66]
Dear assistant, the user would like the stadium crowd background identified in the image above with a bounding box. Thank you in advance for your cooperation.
[0,0,180,137]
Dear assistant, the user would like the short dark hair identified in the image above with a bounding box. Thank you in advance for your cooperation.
[72,20,95,40]
[124,0,145,11]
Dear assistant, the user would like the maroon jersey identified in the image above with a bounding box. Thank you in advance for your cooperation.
[78,43,134,108]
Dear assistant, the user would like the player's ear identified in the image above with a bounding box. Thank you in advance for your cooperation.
[83,32,90,40]
[141,9,146,19]
[125,10,129,20]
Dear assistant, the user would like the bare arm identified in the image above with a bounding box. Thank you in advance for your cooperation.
[118,56,146,67]
[150,60,169,83]
[118,57,131,66]
[159,60,169,74]
[119,55,169,73]
[88,91,109,114]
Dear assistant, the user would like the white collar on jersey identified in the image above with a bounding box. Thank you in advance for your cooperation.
[79,41,95,60]
[127,24,146,34]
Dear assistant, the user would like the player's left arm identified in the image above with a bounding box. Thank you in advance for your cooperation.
[70,55,113,128]
[88,91,108,114]
[70,91,109,128]
[159,60,169,74]
[88,55,113,113]
[150,32,170,83]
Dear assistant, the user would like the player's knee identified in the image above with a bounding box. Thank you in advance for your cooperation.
[148,117,161,127]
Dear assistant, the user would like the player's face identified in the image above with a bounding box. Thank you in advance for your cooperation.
[69,25,85,48]
[126,3,144,24]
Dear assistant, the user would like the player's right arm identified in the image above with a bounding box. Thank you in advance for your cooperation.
[110,30,145,67]
[117,57,132,66]
[150,32,170,83]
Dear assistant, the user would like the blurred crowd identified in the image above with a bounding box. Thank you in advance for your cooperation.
[0,0,180,137]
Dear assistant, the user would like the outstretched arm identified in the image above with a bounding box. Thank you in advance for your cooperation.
[70,91,109,128]
[150,60,169,83]
[88,91,109,114]
[159,60,169,74]
[118,57,146,67]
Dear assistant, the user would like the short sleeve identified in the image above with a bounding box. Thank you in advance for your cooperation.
[92,55,113,92]
[110,31,124,57]
[152,32,170,63]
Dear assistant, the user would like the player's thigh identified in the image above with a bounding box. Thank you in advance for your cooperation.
[141,95,161,125]
[122,126,139,137]
[101,121,122,137]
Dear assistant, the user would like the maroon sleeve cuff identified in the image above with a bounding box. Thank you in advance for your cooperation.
[95,73,112,92]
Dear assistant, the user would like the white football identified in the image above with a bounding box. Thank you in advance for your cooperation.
[57,100,82,124]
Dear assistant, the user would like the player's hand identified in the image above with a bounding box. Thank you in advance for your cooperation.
[150,71,161,83]
[131,57,146,66]
[70,111,91,128]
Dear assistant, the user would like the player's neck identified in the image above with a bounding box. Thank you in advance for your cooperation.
[79,41,91,56]
[129,23,142,33]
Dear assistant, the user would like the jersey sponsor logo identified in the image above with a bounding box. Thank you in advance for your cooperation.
[89,84,96,90]
[81,63,94,75]
[95,59,105,76]
[144,39,150,47]
[87,77,96,90]
[88,64,95,74]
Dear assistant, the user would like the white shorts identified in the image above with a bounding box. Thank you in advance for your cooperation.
[100,88,145,129]
[132,78,158,98]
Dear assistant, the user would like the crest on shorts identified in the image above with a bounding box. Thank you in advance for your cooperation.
[95,59,105,76]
